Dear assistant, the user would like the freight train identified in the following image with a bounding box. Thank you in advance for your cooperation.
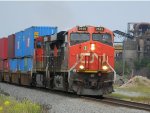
[0,25,116,96]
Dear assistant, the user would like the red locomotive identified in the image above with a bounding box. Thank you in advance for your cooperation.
[33,26,115,95]
[0,25,115,96]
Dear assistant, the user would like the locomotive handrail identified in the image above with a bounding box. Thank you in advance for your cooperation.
[46,62,50,78]
[93,53,116,82]
[106,59,116,83]
[68,54,83,82]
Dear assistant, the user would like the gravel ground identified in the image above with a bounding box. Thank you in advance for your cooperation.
[0,83,149,113]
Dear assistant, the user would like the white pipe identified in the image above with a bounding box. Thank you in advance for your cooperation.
[106,61,116,83]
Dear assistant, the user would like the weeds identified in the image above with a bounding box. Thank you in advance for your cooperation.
[110,93,150,104]
[110,80,150,104]
[0,95,43,113]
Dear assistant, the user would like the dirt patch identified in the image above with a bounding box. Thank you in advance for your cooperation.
[120,76,150,88]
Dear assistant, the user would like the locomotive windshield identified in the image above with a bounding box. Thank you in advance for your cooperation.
[70,33,90,46]
[92,33,113,46]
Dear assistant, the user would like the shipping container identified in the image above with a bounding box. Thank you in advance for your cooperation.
[9,59,17,72]
[24,58,28,71]
[27,58,33,71]
[17,59,24,71]
[0,60,3,71]
[34,37,45,69]
[35,48,44,69]
[8,34,15,58]
[15,31,25,57]
[0,38,8,59]
[35,37,44,62]
[18,58,33,72]
[24,26,57,56]
[36,49,44,62]
[3,60,9,71]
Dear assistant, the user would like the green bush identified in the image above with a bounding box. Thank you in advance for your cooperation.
[115,60,131,75]
[134,58,150,70]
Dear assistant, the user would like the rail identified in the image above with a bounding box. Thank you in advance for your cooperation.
[81,96,150,112]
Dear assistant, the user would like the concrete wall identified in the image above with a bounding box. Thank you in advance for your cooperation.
[124,50,137,60]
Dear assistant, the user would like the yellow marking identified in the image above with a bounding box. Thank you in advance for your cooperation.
[77,70,98,73]
[77,70,111,73]
[34,32,39,38]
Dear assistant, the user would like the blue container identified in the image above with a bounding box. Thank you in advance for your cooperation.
[24,26,57,56]
[17,59,24,71]
[15,31,25,57]
[9,59,17,72]
[17,58,33,72]
[27,58,33,71]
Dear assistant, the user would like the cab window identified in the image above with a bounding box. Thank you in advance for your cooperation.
[92,33,112,46]
[70,33,90,46]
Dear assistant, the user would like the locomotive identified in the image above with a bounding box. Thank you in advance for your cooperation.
[0,25,115,96]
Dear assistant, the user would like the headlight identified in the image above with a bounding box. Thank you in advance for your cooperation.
[91,44,95,51]
[79,65,84,70]
[102,65,108,71]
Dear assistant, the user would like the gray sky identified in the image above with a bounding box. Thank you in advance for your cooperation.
[0,1,150,37]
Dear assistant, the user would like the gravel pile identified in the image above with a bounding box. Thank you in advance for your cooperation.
[0,83,149,113]
[120,76,150,88]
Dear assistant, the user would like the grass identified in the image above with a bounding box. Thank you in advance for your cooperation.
[0,95,43,113]
[118,86,150,94]
[117,77,150,94]
[110,93,150,104]
[109,77,150,104]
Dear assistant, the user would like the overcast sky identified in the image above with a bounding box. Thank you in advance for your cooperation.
[0,1,150,37]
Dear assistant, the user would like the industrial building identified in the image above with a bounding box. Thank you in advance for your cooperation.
[127,22,150,60]
[123,22,150,77]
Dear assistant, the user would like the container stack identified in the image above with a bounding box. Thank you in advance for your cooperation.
[16,26,57,72]
[0,38,9,72]
[0,26,57,73]
[8,34,17,72]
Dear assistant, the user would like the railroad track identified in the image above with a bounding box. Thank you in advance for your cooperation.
[81,96,150,112]
[1,82,150,111]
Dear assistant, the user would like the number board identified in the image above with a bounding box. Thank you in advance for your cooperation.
[78,26,87,31]
[95,27,104,32]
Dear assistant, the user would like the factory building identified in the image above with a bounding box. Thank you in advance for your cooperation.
[126,22,150,60]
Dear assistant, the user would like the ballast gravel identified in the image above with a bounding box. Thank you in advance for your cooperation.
[0,83,149,113]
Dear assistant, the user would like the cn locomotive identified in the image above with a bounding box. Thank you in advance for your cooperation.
[0,26,115,96]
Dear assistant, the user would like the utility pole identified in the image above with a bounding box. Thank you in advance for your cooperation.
[122,40,125,77]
